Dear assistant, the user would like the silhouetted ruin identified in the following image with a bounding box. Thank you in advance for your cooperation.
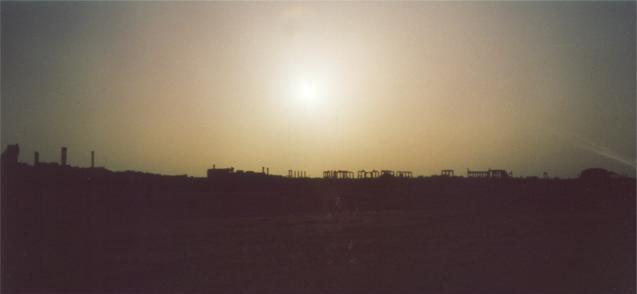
[323,170,355,179]
[288,170,307,178]
[441,169,454,177]
[381,170,394,177]
[205,164,277,180]
[396,171,413,178]
[207,164,234,178]
[61,147,68,166]
[328,169,412,179]
[467,168,512,178]
[355,170,377,178]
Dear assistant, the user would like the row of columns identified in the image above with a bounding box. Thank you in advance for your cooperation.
[467,169,490,177]
[288,170,307,178]
[467,169,511,178]
[323,170,355,179]
[395,171,413,178]
[356,170,380,178]
[325,169,414,179]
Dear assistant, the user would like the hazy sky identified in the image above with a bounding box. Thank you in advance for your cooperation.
[2,1,635,178]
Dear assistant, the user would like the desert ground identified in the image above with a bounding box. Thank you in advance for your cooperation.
[2,165,635,293]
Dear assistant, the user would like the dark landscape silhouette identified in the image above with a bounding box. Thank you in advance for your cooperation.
[1,144,635,294]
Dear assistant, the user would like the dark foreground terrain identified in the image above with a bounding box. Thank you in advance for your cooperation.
[2,163,635,293]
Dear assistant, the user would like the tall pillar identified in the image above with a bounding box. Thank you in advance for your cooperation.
[91,151,95,168]
[61,147,67,166]
[34,151,39,166]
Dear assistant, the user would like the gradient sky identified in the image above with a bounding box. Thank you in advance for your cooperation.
[2,1,635,178]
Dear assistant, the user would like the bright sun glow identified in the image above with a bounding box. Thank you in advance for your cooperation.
[292,78,326,111]
[298,81,319,104]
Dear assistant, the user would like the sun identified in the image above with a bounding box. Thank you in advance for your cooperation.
[291,78,326,111]
[284,74,330,115]
[298,80,319,104]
